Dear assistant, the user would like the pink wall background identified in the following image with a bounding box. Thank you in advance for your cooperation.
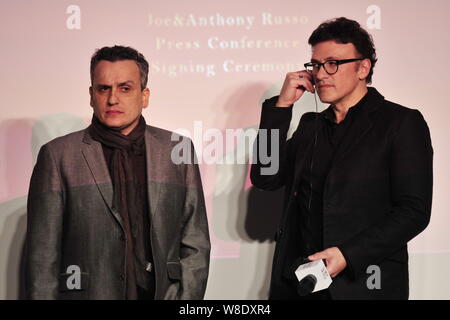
[1,0,449,299]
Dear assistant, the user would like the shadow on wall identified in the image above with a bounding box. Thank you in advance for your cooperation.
[208,81,322,298]
[0,114,85,299]
[31,114,88,165]
[0,119,33,299]
[208,83,285,298]
[211,82,283,243]
[245,186,285,298]
[0,197,27,299]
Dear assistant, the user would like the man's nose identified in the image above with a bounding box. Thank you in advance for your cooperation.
[315,64,329,81]
[107,88,119,106]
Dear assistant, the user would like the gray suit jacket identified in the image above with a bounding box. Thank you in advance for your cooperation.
[25,125,210,299]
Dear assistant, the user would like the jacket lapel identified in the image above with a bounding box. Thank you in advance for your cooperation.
[145,126,162,219]
[331,112,373,167]
[292,117,325,188]
[330,88,384,169]
[81,129,124,228]
[285,115,324,216]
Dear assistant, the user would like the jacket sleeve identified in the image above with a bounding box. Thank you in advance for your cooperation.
[250,96,295,190]
[179,140,211,299]
[339,109,433,278]
[25,143,64,299]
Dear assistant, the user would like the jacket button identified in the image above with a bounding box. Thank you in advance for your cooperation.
[119,234,125,241]
[119,274,125,281]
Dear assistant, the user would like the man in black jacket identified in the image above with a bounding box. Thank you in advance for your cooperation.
[251,17,433,299]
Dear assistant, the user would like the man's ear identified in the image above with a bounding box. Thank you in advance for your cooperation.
[89,86,94,108]
[358,59,371,81]
[142,88,150,109]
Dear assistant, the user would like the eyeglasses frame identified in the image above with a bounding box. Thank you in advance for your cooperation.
[304,58,366,75]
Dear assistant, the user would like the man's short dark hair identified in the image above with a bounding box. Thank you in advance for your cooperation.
[90,45,149,89]
[308,17,377,84]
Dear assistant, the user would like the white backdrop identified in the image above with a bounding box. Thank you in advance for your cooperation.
[0,0,449,299]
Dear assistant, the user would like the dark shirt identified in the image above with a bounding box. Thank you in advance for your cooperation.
[296,91,370,257]
[102,140,155,300]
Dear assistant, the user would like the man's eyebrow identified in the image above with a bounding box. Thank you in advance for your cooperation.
[94,84,111,88]
[118,80,135,86]
[94,81,135,87]
[310,56,339,63]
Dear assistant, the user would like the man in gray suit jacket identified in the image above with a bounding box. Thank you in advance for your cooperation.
[25,45,210,300]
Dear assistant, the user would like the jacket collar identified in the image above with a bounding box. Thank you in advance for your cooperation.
[144,126,162,220]
[329,87,385,168]
[81,124,163,227]
[320,86,384,121]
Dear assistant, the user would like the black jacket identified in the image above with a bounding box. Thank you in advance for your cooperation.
[251,88,433,299]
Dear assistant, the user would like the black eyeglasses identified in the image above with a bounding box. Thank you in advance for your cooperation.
[304,58,365,75]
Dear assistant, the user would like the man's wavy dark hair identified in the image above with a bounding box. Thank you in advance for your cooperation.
[308,17,377,84]
[90,45,149,89]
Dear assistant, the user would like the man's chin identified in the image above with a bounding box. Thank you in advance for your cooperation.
[318,95,333,104]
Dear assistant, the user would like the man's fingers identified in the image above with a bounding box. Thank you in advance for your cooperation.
[308,251,327,261]
[287,77,303,88]
[302,81,315,93]
[294,74,315,93]
[326,260,338,277]
[277,70,315,106]
[287,71,304,77]
[308,250,342,277]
